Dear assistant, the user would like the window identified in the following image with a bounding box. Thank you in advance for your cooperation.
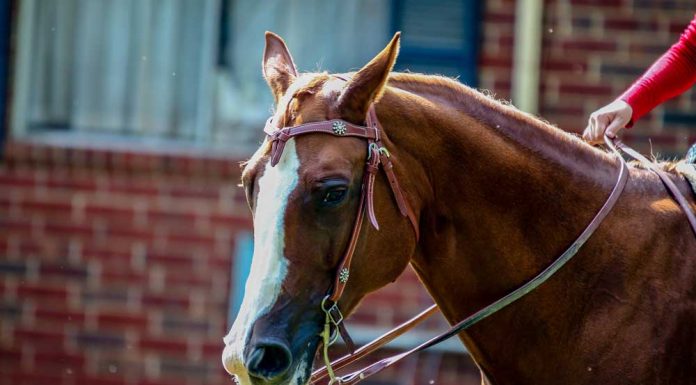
[11,0,219,146]
[10,0,480,155]
[391,0,481,85]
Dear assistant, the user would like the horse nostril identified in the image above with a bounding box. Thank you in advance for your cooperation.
[246,341,293,380]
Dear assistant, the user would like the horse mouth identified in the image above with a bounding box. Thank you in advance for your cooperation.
[222,337,317,385]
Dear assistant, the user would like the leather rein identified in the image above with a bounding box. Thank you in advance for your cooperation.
[263,98,696,384]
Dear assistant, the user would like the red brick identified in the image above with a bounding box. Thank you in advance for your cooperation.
[149,251,195,269]
[540,104,586,116]
[85,203,135,219]
[74,375,126,385]
[165,230,216,246]
[20,198,72,217]
[34,351,85,371]
[136,379,189,385]
[622,132,678,146]
[17,283,68,302]
[0,218,33,236]
[39,263,88,280]
[45,173,98,191]
[163,184,220,199]
[209,214,251,229]
[670,20,691,35]
[479,54,513,69]
[83,244,131,262]
[4,372,66,385]
[201,341,224,359]
[147,209,197,227]
[101,269,146,285]
[105,226,153,242]
[142,293,190,311]
[558,83,613,97]
[484,10,515,24]
[105,178,159,196]
[561,39,617,52]
[43,221,94,238]
[164,271,212,289]
[570,0,624,7]
[604,17,658,31]
[35,306,86,324]
[97,312,149,330]
[139,336,188,355]
[541,58,587,73]
[14,327,65,347]
[0,172,37,188]
[0,346,22,366]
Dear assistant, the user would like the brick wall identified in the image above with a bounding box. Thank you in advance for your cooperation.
[481,0,695,157]
[3,2,695,385]
[0,141,477,385]
[0,142,250,385]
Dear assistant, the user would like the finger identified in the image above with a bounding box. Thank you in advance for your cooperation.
[604,116,626,139]
[584,115,600,143]
[592,115,610,140]
[582,124,593,141]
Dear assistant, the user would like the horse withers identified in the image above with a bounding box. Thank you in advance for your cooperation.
[222,32,696,385]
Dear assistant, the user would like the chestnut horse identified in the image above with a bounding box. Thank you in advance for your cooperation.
[222,32,696,385]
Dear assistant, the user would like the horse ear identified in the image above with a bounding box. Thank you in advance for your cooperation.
[263,31,298,103]
[338,32,401,122]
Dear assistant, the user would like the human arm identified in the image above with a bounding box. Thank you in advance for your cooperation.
[583,14,696,143]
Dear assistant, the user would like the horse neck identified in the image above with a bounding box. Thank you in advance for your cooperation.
[378,76,625,382]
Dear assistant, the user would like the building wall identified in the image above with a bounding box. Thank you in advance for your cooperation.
[0,142,251,385]
[2,1,695,385]
[481,0,695,157]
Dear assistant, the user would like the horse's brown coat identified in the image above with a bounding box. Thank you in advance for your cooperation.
[239,33,696,385]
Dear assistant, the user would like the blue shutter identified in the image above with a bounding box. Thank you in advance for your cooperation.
[391,0,481,86]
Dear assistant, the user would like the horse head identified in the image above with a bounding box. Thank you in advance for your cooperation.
[222,32,418,385]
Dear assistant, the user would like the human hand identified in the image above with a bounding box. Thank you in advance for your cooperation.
[582,100,633,144]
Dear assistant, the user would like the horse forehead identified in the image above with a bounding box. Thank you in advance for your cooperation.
[273,73,337,122]
[294,135,364,175]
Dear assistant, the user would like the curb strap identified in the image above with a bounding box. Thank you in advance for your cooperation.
[313,136,630,384]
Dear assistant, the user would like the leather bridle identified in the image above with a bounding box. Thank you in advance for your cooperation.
[263,86,696,385]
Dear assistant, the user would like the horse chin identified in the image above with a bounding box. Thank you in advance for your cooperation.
[285,351,313,385]
[223,341,318,385]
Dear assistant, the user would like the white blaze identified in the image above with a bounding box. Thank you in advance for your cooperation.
[222,139,300,384]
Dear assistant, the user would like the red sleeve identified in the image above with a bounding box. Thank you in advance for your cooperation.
[620,14,696,127]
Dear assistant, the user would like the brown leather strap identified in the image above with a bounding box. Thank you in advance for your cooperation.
[614,140,696,236]
[329,171,369,302]
[264,118,377,166]
[310,304,439,384]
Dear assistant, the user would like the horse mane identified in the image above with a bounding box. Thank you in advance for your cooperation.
[384,72,683,174]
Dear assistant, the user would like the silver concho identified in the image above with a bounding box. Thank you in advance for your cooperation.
[332,121,347,136]
[338,268,350,283]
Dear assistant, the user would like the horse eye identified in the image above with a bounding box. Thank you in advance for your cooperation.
[321,187,348,206]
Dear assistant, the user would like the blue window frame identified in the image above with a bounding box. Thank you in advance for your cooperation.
[228,231,254,327]
[0,0,11,155]
[391,0,481,86]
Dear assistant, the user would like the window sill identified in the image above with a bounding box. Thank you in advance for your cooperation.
[3,132,254,178]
